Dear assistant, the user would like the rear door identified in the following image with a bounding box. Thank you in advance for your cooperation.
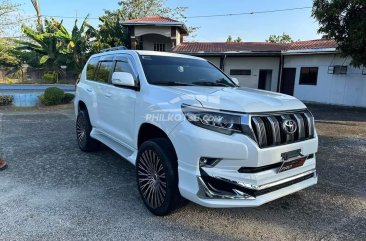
[98,54,138,148]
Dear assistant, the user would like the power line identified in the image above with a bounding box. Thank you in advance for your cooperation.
[185,6,312,18]
[4,6,313,23]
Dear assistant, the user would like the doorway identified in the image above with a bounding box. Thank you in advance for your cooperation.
[258,69,272,91]
[280,68,296,96]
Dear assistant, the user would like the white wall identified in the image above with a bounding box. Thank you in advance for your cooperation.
[141,34,172,51]
[202,57,221,68]
[135,26,171,37]
[284,54,366,107]
[224,57,280,92]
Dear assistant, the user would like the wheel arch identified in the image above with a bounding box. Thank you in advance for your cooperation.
[137,123,177,160]
[78,100,88,112]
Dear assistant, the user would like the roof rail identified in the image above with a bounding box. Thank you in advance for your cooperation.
[100,46,128,53]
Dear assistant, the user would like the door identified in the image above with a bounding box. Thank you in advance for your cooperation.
[99,54,138,148]
[280,68,296,96]
[258,70,272,91]
[94,58,115,131]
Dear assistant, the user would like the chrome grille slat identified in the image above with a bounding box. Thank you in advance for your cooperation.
[303,111,314,138]
[250,110,315,148]
[294,113,305,139]
[252,117,267,147]
[267,116,281,145]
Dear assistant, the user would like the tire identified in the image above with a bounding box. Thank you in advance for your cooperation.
[76,110,99,152]
[136,138,184,216]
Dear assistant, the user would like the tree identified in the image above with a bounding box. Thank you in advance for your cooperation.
[313,0,366,67]
[226,35,233,42]
[0,0,21,35]
[0,38,20,67]
[31,0,42,32]
[68,16,98,72]
[96,0,190,49]
[18,17,96,74]
[235,37,242,43]
[266,33,293,43]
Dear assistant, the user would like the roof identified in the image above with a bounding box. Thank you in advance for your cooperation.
[173,39,337,54]
[173,42,287,53]
[122,15,188,34]
[286,39,337,50]
[126,16,179,23]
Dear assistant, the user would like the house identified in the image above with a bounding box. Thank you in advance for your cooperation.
[122,16,366,107]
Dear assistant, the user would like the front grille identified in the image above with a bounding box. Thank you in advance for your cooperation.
[250,110,315,148]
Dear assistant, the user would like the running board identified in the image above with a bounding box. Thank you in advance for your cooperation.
[91,129,137,165]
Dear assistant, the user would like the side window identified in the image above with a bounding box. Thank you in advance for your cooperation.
[95,61,114,83]
[299,67,318,85]
[86,57,99,80]
[114,61,137,80]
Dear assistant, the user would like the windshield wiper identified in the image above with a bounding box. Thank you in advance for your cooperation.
[192,81,231,87]
[151,81,196,86]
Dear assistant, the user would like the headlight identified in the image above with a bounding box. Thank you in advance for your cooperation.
[181,105,242,135]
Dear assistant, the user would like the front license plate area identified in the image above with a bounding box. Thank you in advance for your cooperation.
[278,157,306,173]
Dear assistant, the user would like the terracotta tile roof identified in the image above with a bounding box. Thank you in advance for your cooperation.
[127,16,179,23]
[287,39,337,50]
[173,39,337,53]
[173,42,286,53]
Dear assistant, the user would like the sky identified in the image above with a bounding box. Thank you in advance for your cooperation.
[11,0,322,42]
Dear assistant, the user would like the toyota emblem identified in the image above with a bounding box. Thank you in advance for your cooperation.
[282,119,297,134]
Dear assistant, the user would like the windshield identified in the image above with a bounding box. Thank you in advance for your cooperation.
[140,55,236,87]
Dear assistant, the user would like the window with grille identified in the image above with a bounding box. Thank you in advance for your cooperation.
[154,43,166,52]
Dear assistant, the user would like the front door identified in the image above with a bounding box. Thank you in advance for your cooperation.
[280,68,296,96]
[258,69,272,91]
[100,54,138,148]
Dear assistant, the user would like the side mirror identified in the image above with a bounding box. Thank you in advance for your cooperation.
[231,77,240,86]
[111,72,135,87]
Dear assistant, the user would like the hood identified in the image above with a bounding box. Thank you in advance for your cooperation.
[166,86,306,113]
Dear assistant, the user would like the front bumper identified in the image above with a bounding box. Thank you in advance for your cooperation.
[169,120,318,208]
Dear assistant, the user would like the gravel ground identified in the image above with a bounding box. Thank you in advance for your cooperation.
[0,104,365,241]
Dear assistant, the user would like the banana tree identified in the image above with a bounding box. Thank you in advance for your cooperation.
[17,16,96,81]
[18,19,70,71]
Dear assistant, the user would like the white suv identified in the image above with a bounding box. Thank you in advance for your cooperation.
[74,48,318,216]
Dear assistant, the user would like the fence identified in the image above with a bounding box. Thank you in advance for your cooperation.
[0,67,78,85]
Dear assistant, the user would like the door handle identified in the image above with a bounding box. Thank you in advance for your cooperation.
[104,93,112,98]
[86,88,93,92]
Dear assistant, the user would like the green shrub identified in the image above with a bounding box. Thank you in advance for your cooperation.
[62,93,75,104]
[39,87,65,106]
[42,72,57,84]
[0,95,13,106]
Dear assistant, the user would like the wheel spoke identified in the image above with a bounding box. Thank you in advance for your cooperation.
[138,148,167,209]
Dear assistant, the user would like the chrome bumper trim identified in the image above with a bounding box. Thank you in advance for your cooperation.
[198,177,256,200]
[199,170,317,200]
[213,169,316,191]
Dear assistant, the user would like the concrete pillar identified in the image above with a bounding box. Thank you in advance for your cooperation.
[131,37,137,50]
